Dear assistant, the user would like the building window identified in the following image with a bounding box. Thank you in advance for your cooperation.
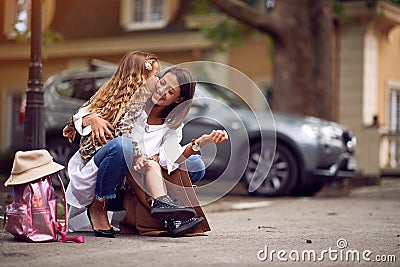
[3,0,55,40]
[120,0,171,31]
[14,0,30,34]
[389,88,400,132]
[3,0,31,39]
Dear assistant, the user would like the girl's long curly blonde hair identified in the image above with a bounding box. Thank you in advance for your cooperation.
[87,51,159,126]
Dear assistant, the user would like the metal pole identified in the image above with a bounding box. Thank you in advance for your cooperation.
[24,0,45,150]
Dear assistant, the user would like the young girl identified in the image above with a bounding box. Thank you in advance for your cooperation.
[65,50,159,163]
[64,53,198,238]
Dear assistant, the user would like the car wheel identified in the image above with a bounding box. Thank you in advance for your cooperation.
[47,138,78,188]
[242,142,298,197]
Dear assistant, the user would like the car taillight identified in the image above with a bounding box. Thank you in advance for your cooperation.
[19,102,26,123]
[342,130,356,152]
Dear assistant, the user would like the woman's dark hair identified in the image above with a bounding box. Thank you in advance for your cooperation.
[162,67,196,129]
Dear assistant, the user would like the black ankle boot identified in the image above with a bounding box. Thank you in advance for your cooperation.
[165,216,204,237]
[150,195,196,221]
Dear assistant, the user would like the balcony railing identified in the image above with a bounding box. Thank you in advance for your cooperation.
[380,132,400,175]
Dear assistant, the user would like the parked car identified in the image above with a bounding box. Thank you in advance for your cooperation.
[19,66,356,196]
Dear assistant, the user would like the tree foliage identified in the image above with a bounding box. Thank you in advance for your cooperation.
[194,0,400,51]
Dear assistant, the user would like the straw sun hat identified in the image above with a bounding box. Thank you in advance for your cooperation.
[4,150,64,186]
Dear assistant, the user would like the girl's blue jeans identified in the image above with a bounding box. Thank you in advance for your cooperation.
[93,136,206,200]
[186,154,206,184]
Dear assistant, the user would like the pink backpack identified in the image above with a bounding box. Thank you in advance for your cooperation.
[4,173,84,243]
[3,149,84,243]
[5,175,66,242]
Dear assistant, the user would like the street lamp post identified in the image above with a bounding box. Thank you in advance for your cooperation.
[24,0,45,150]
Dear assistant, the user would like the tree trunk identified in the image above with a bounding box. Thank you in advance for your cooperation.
[209,0,334,120]
[272,0,333,120]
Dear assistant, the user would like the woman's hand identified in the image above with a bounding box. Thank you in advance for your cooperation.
[198,130,229,146]
[62,125,76,143]
[83,114,115,145]
[182,130,229,160]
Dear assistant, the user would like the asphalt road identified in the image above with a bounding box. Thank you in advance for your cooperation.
[0,179,399,267]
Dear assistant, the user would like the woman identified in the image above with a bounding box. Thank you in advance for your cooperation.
[124,67,228,236]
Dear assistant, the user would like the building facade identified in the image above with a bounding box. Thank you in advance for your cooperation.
[0,0,400,176]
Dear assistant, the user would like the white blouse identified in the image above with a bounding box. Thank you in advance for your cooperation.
[130,111,187,173]
[66,108,187,208]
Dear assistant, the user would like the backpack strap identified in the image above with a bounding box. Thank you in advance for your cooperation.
[55,173,85,243]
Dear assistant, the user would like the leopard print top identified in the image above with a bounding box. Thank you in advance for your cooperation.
[68,87,150,164]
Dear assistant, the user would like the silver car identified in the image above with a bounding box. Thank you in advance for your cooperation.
[183,82,356,197]
[19,67,356,197]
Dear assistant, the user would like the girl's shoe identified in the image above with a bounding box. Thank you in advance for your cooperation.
[150,195,196,221]
[165,216,204,237]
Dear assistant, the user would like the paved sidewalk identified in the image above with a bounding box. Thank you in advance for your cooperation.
[0,179,399,266]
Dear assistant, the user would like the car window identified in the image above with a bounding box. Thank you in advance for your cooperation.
[72,78,97,101]
[55,77,108,101]
[55,80,74,98]
[198,82,251,110]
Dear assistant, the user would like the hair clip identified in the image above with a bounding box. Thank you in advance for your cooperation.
[145,61,153,71]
